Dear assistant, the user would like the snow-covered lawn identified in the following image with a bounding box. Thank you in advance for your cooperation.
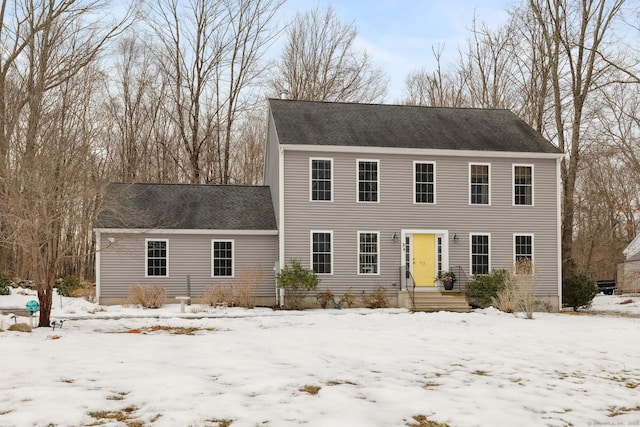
[1,289,639,427]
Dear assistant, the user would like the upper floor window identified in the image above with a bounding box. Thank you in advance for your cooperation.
[514,234,534,274]
[212,240,234,277]
[470,234,490,275]
[470,163,490,205]
[414,161,435,204]
[357,160,379,202]
[310,158,332,201]
[311,231,332,274]
[514,165,533,206]
[146,239,168,277]
[358,232,379,274]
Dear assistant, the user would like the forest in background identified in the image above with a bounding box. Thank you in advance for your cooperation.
[1,0,639,321]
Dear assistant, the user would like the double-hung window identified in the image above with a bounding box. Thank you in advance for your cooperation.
[470,163,490,205]
[212,240,234,277]
[310,158,333,201]
[414,161,435,204]
[514,165,533,206]
[146,239,168,277]
[470,234,490,275]
[311,231,332,274]
[357,160,379,202]
[358,232,379,274]
[514,234,534,274]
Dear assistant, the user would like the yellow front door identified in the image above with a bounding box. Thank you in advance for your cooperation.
[413,234,436,287]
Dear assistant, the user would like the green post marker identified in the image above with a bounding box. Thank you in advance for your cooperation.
[26,300,39,328]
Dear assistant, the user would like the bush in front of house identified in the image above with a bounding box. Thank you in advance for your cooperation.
[489,260,539,319]
[202,267,264,309]
[465,269,510,308]
[361,286,390,308]
[57,275,83,297]
[339,288,357,308]
[491,276,518,313]
[316,289,334,309]
[203,283,236,307]
[128,284,166,308]
[562,273,598,311]
[0,272,12,296]
[235,267,263,308]
[276,259,318,310]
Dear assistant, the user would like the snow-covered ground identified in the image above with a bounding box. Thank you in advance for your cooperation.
[1,289,639,427]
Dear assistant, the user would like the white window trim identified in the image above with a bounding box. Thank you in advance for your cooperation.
[211,239,235,278]
[469,163,491,206]
[469,233,491,275]
[512,164,535,206]
[309,157,334,202]
[310,230,334,275]
[145,238,169,278]
[413,160,436,204]
[513,233,535,274]
[357,231,380,276]
[356,159,380,203]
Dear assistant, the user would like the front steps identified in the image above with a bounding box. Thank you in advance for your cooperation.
[399,290,472,313]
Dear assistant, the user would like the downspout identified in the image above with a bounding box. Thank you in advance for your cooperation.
[95,230,101,304]
[277,144,285,307]
[556,156,563,310]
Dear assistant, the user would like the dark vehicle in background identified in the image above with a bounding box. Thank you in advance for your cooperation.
[596,280,617,295]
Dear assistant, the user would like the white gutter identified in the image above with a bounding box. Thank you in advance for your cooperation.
[280,143,565,160]
[93,228,277,235]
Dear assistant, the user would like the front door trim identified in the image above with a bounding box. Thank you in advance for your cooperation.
[401,229,450,287]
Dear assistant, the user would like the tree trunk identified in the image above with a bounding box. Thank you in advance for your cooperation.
[37,286,53,327]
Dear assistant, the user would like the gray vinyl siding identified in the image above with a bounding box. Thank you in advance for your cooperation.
[264,114,281,225]
[99,233,278,298]
[282,149,559,296]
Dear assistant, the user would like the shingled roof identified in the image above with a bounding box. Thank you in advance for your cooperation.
[269,99,560,154]
[95,183,276,230]
[627,251,640,263]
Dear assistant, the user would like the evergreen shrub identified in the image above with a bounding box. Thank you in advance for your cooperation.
[562,274,598,311]
[465,269,510,308]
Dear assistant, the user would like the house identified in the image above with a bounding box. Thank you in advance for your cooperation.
[617,235,640,293]
[95,99,564,310]
[94,184,278,305]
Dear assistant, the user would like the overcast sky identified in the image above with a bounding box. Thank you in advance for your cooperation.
[275,0,516,102]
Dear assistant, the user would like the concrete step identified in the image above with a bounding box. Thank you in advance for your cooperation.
[409,291,472,313]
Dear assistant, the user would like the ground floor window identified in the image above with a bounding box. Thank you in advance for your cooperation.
[358,232,379,274]
[312,231,332,274]
[514,234,533,274]
[470,234,490,275]
[146,239,168,277]
[212,240,234,277]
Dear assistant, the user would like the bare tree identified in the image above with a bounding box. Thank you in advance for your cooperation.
[0,0,131,327]
[146,0,224,184]
[213,0,284,184]
[403,46,468,107]
[461,18,519,110]
[270,6,388,103]
[147,0,282,184]
[529,0,627,277]
[231,108,266,185]
[104,34,167,183]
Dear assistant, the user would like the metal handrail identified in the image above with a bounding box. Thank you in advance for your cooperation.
[406,269,416,311]
[452,265,471,290]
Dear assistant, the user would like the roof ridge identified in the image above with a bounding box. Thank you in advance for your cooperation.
[108,182,269,188]
[267,98,512,112]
